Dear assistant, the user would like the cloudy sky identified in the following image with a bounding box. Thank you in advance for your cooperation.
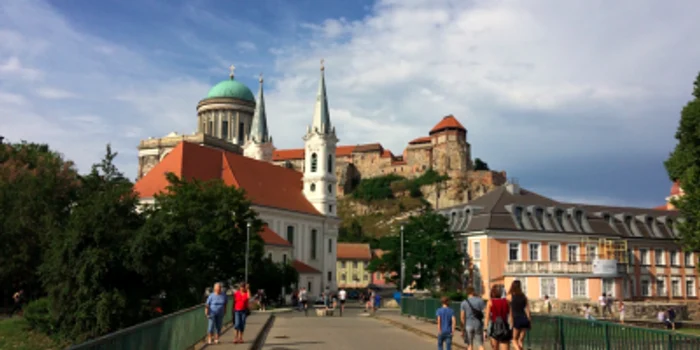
[1,0,698,208]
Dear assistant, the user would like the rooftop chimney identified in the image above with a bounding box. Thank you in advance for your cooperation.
[506,177,520,195]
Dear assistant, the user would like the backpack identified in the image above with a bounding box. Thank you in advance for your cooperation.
[490,315,512,341]
[465,298,484,323]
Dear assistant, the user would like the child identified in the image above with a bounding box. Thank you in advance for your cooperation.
[544,295,552,314]
[584,304,596,321]
[618,301,625,324]
[436,296,456,350]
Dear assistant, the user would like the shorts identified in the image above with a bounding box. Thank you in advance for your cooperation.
[340,300,346,305]
[234,310,247,331]
[207,313,224,335]
[513,315,531,330]
[464,326,484,347]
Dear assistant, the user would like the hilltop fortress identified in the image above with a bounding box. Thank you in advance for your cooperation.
[136,66,506,209]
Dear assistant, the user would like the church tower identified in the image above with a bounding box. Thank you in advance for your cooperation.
[243,74,274,161]
[302,60,338,216]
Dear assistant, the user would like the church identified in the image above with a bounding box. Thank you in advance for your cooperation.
[133,62,339,296]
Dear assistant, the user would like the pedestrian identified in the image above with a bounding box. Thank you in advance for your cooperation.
[484,285,512,350]
[460,286,485,350]
[10,289,24,317]
[508,280,531,350]
[618,300,625,324]
[666,307,676,330]
[373,292,381,312]
[257,289,267,311]
[436,296,456,350]
[205,282,227,345]
[543,295,552,314]
[338,288,347,314]
[585,304,596,321]
[598,293,607,317]
[605,294,613,315]
[233,284,251,344]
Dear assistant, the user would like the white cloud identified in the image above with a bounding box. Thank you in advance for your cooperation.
[0,92,26,105]
[36,87,78,99]
[0,56,42,80]
[236,41,257,52]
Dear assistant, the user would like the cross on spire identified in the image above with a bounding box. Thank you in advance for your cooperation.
[229,64,236,79]
[259,72,263,83]
[320,58,325,71]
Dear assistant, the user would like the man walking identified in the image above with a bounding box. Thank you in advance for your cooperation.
[299,287,308,315]
[10,289,24,317]
[436,296,456,350]
[338,288,347,315]
[460,287,486,350]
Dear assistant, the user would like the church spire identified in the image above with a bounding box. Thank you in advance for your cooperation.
[250,73,270,143]
[311,59,332,134]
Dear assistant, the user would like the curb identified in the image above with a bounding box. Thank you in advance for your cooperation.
[253,308,293,314]
[373,315,469,350]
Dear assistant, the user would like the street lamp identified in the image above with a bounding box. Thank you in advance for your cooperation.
[245,222,251,286]
[400,225,405,294]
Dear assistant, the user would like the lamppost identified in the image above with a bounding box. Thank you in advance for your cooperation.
[245,222,251,286]
[400,225,405,294]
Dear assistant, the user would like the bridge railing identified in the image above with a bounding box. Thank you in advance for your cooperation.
[68,297,233,350]
[401,297,700,350]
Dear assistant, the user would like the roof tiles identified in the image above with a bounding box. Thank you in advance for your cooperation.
[337,243,372,260]
[430,115,466,134]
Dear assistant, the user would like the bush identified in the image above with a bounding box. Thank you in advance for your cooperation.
[24,298,55,335]
[431,291,466,302]
[352,174,405,201]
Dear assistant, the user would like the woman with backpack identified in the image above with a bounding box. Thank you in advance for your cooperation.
[508,280,531,350]
[484,284,512,350]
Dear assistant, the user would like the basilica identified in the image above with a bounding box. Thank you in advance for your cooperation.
[133,62,339,296]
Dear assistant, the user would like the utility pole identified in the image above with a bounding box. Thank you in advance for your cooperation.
[400,225,405,297]
[245,222,251,286]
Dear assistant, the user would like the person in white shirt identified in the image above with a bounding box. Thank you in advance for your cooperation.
[598,293,607,317]
[338,288,347,314]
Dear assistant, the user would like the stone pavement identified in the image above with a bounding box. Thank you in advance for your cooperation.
[194,313,266,349]
[261,308,437,349]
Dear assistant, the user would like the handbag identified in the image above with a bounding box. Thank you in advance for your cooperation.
[465,298,484,324]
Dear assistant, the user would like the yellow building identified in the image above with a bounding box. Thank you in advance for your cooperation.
[336,243,372,289]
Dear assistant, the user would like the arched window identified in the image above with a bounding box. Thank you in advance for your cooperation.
[328,155,333,173]
[311,153,318,172]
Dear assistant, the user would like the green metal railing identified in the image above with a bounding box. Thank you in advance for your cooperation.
[401,297,700,350]
[68,297,233,350]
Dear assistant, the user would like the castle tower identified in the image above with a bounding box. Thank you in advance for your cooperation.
[243,74,275,161]
[302,59,338,216]
[429,115,471,173]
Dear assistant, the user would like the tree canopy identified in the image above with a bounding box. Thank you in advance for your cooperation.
[474,158,490,171]
[368,211,463,290]
[665,72,700,252]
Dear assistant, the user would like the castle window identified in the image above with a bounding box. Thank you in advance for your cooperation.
[311,153,318,172]
[238,122,244,142]
[310,183,316,192]
[328,155,333,173]
[221,120,229,139]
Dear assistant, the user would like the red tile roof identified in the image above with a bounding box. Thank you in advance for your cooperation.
[272,149,304,161]
[259,225,291,247]
[337,243,372,260]
[408,136,431,145]
[671,181,683,196]
[372,249,386,259]
[292,260,321,274]
[429,115,466,134]
[272,144,389,161]
[134,142,321,216]
[654,205,669,210]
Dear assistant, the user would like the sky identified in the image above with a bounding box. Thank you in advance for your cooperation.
[1,0,698,208]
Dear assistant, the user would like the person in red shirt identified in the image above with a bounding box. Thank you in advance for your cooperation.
[233,284,250,344]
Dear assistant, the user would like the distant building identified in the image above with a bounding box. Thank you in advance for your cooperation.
[336,243,372,288]
[655,181,683,211]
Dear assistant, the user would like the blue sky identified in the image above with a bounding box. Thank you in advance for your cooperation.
[1,0,699,208]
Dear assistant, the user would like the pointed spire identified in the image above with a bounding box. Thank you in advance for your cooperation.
[311,58,332,134]
[249,73,270,143]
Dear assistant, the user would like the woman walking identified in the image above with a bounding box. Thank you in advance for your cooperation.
[484,285,512,350]
[233,284,251,344]
[205,283,227,345]
[508,281,531,350]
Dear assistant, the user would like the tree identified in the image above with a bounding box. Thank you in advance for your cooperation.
[474,158,490,171]
[248,258,298,303]
[131,173,265,312]
[368,211,463,291]
[0,141,78,301]
[665,72,700,253]
[40,145,146,342]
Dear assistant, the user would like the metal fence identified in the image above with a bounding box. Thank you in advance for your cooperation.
[68,297,233,350]
[401,297,700,350]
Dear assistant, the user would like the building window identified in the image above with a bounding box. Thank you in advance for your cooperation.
[685,252,695,267]
[473,241,481,260]
[639,249,650,265]
[328,155,333,173]
[341,273,346,281]
[549,244,560,262]
[672,278,681,297]
[327,271,332,282]
[508,242,520,261]
[627,249,634,265]
[555,210,565,230]
[686,278,697,297]
[641,279,651,297]
[603,278,614,297]
[513,207,524,228]
[657,277,667,297]
[529,243,540,261]
[311,229,318,260]
[287,226,295,245]
[671,251,680,266]
[310,183,316,192]
[328,238,332,253]
[567,245,579,262]
[221,120,229,139]
[534,208,545,229]
[575,211,584,231]
[363,274,368,281]
[572,278,587,298]
[655,249,665,266]
[311,153,318,172]
[308,281,312,293]
[328,184,332,194]
[540,277,556,298]
[238,122,244,142]
[586,245,597,262]
[353,261,358,269]
[329,205,333,213]
[283,254,287,264]
[340,261,345,268]
[209,121,214,134]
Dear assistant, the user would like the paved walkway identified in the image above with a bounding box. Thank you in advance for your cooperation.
[194,313,266,349]
[261,309,436,349]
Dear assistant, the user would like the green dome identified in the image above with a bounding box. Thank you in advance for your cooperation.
[206,78,255,101]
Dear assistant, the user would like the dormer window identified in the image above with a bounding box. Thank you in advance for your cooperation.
[535,208,545,230]
[514,206,524,228]
[555,210,565,229]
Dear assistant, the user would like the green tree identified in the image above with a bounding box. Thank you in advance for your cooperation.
[0,141,79,299]
[368,211,463,290]
[131,173,265,312]
[474,158,490,171]
[249,258,298,304]
[665,72,700,253]
[40,145,146,342]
